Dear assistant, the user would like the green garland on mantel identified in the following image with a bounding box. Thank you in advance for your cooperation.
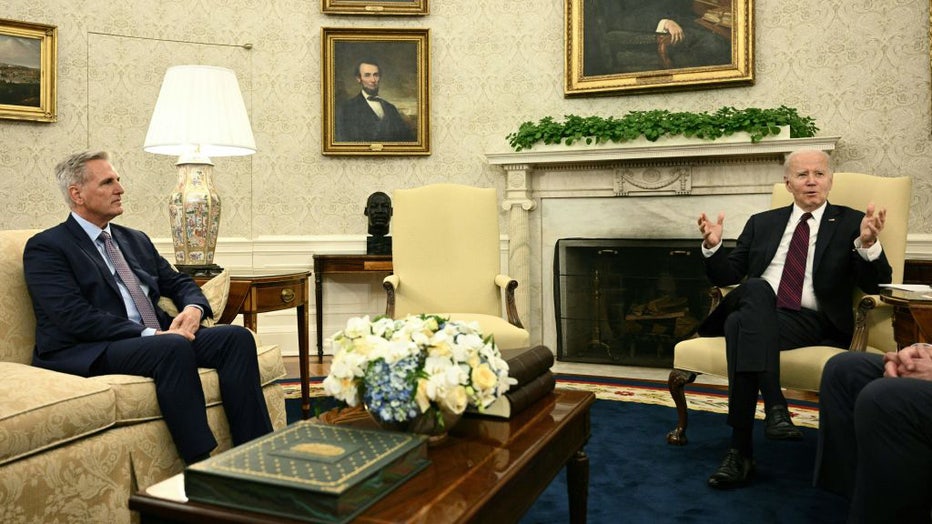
[505,105,819,152]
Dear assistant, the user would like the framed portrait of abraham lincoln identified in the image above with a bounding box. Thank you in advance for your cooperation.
[322,27,430,156]
[565,0,753,96]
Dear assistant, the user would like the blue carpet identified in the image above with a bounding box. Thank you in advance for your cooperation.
[284,396,848,523]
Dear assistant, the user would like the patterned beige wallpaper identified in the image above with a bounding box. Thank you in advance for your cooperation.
[0,0,930,241]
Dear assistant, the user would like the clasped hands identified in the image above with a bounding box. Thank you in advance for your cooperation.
[696,203,886,250]
[157,305,202,341]
[884,343,932,381]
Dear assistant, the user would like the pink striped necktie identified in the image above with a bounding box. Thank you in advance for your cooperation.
[775,212,813,311]
[99,231,161,329]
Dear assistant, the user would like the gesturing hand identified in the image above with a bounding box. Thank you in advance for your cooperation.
[860,203,886,248]
[697,212,725,249]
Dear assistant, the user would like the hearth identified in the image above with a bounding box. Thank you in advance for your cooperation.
[554,238,734,367]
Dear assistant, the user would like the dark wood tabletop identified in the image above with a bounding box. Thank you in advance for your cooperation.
[129,388,595,524]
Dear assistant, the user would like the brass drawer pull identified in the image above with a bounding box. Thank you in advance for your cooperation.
[280,288,295,303]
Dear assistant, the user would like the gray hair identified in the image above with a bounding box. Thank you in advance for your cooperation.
[55,150,110,208]
[783,149,833,179]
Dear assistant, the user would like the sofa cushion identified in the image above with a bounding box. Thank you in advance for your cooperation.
[0,230,41,365]
[0,362,115,466]
[86,344,286,424]
[158,269,230,327]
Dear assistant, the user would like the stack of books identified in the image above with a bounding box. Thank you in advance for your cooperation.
[470,345,556,418]
[185,421,430,523]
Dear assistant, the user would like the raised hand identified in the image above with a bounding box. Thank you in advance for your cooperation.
[860,203,886,248]
[698,211,725,249]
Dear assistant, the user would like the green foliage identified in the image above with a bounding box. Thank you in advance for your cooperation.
[505,106,819,152]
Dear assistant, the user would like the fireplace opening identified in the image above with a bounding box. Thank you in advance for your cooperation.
[554,238,735,367]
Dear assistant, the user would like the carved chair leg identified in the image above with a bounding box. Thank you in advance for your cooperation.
[666,368,697,446]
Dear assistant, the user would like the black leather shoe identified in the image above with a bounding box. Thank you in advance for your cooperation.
[764,405,803,440]
[708,448,754,489]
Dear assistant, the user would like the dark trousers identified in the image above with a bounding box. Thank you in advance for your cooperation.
[815,351,932,523]
[96,324,273,462]
[724,279,839,431]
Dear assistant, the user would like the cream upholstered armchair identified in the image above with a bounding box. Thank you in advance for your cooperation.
[382,184,531,350]
[666,172,912,445]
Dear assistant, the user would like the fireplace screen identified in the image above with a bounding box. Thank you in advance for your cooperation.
[554,238,735,367]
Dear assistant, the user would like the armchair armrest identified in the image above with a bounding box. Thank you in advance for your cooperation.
[383,274,400,318]
[494,274,524,329]
[848,295,879,352]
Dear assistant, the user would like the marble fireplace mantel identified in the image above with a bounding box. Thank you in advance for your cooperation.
[486,135,841,348]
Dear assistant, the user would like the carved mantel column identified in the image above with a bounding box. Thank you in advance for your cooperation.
[500,163,536,326]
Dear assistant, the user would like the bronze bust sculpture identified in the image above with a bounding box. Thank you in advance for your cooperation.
[365,191,392,255]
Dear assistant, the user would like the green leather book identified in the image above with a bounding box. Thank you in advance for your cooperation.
[185,420,430,523]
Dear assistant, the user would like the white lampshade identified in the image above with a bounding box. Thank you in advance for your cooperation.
[144,65,256,158]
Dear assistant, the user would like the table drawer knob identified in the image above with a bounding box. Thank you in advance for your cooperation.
[280,288,295,303]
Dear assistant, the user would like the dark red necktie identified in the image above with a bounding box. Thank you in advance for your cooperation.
[776,212,812,310]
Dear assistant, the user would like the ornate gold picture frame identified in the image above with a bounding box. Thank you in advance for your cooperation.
[0,18,57,122]
[564,0,753,96]
[322,27,430,156]
[322,0,429,16]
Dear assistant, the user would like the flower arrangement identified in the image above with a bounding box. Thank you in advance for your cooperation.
[322,314,516,430]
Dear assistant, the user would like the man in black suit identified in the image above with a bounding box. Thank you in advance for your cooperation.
[24,150,273,464]
[815,343,932,521]
[696,148,891,489]
[335,60,415,143]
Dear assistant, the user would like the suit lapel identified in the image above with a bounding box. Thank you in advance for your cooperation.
[110,227,158,292]
[761,206,792,271]
[64,216,122,296]
[813,203,841,275]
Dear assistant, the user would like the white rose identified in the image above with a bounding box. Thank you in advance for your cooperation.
[342,316,372,339]
[441,385,469,414]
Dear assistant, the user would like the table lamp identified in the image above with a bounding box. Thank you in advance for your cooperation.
[143,65,256,276]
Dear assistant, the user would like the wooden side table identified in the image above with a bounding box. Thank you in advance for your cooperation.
[879,287,932,349]
[312,254,393,361]
[197,270,312,420]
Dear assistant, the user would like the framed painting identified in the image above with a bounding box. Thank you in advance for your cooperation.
[322,0,429,16]
[565,0,753,96]
[0,18,57,122]
[322,27,430,156]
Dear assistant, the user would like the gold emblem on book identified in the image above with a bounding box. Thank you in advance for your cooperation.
[291,443,346,457]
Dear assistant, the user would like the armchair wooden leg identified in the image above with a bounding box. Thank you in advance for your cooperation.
[666,368,697,446]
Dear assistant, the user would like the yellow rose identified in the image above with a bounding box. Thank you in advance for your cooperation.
[471,363,498,391]
[415,378,431,413]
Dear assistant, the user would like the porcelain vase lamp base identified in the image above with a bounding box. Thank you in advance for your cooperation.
[168,157,223,277]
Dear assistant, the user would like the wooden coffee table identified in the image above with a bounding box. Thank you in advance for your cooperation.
[129,389,595,523]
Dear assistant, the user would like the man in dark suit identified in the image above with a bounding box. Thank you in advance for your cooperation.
[815,343,932,521]
[335,59,415,143]
[24,150,273,464]
[696,148,891,489]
